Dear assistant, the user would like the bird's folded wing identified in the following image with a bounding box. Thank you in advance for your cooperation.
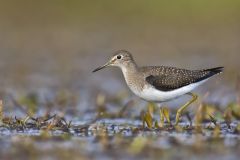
[145,74,195,91]
[145,67,223,91]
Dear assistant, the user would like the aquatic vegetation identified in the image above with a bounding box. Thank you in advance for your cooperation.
[0,77,239,160]
[0,89,239,160]
[0,90,239,135]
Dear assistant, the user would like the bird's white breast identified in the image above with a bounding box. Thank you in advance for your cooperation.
[135,79,208,102]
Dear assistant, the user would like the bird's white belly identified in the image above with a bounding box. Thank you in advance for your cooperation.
[134,79,208,102]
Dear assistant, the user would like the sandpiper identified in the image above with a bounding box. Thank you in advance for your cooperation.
[93,50,223,124]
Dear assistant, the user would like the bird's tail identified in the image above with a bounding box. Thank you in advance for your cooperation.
[204,67,224,75]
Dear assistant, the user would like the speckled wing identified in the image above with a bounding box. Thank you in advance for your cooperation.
[145,67,223,91]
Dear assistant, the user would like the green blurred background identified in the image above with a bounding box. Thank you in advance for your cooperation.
[0,0,239,92]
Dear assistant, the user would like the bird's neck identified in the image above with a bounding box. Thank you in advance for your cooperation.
[121,62,138,76]
[120,61,144,93]
[120,62,139,86]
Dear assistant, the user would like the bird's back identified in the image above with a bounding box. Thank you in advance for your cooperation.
[139,66,223,91]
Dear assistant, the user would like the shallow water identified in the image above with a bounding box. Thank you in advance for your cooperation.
[0,117,240,160]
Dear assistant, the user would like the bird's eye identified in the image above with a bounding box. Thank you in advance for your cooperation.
[117,55,122,59]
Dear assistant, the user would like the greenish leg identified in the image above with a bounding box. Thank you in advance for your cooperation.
[175,93,198,125]
[160,107,164,124]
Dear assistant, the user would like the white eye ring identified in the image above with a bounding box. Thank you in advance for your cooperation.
[117,55,122,59]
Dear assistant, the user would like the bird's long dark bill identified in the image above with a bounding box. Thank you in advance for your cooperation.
[92,64,108,72]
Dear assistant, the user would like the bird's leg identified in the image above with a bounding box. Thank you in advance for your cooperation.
[159,106,164,125]
[175,92,198,125]
[159,104,171,126]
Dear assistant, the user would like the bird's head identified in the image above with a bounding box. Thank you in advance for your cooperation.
[92,50,134,72]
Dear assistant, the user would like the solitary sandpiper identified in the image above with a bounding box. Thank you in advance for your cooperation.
[93,50,223,125]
